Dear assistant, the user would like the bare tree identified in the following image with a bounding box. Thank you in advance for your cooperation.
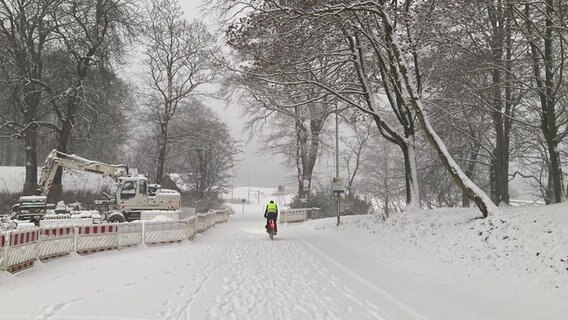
[515,0,568,203]
[427,0,526,206]
[220,0,499,217]
[142,0,217,184]
[0,0,61,194]
[224,0,423,208]
[168,102,239,200]
[340,113,372,198]
[227,74,336,200]
[44,0,139,199]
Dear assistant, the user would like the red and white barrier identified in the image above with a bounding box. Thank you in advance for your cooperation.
[76,225,118,255]
[38,226,74,261]
[0,211,229,274]
[214,210,230,223]
[144,220,189,245]
[1,229,39,273]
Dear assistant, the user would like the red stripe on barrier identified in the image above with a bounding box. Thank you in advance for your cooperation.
[102,225,106,233]
[12,233,18,246]
[1,235,4,247]
[26,232,30,243]
[67,227,71,235]
[85,226,90,234]
[20,233,24,245]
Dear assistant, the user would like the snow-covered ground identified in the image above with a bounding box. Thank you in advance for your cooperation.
[1,188,567,319]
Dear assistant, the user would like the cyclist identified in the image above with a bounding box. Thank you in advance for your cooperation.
[264,200,278,234]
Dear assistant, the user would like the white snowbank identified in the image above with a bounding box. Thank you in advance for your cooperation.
[309,203,568,289]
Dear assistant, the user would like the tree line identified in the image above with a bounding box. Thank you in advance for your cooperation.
[0,0,238,201]
[214,0,568,217]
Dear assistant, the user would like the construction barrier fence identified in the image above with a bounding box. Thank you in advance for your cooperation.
[0,209,229,274]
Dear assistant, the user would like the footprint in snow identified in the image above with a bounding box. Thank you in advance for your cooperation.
[38,298,83,320]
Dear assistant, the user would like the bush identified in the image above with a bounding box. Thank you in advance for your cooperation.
[289,191,371,218]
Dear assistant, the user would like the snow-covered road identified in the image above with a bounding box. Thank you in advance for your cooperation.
[1,202,565,319]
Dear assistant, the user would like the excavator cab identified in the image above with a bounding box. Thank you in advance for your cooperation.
[116,177,148,208]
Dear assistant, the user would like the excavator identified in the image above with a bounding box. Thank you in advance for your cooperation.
[12,149,181,223]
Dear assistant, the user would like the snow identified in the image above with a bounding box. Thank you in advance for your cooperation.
[0,188,566,319]
[0,166,115,194]
[150,215,175,221]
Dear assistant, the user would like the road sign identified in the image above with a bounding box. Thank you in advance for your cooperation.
[332,177,344,193]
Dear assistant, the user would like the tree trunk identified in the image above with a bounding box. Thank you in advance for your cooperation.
[401,136,420,208]
[525,2,563,203]
[156,122,169,184]
[487,2,511,206]
[49,115,73,201]
[380,11,498,217]
[462,143,480,207]
[50,56,89,200]
[22,124,38,195]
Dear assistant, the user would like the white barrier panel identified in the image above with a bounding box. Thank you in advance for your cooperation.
[207,212,216,228]
[186,217,197,239]
[2,229,39,273]
[144,220,189,245]
[196,214,208,233]
[38,226,74,261]
[117,223,143,247]
[40,218,93,227]
[280,209,308,223]
[76,225,118,255]
[181,207,196,217]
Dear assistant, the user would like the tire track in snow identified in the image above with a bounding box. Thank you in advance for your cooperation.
[207,226,396,320]
[287,240,390,320]
[168,251,227,320]
[154,238,230,320]
[270,240,344,320]
[206,229,346,320]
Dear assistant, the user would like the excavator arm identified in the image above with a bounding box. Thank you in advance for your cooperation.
[37,149,129,196]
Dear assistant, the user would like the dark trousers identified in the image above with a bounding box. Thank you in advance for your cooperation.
[265,212,278,232]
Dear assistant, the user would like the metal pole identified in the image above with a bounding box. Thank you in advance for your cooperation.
[336,104,340,226]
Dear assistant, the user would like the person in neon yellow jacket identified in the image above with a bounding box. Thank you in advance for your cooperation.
[264,200,278,234]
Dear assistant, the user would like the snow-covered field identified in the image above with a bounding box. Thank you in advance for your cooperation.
[1,188,567,319]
